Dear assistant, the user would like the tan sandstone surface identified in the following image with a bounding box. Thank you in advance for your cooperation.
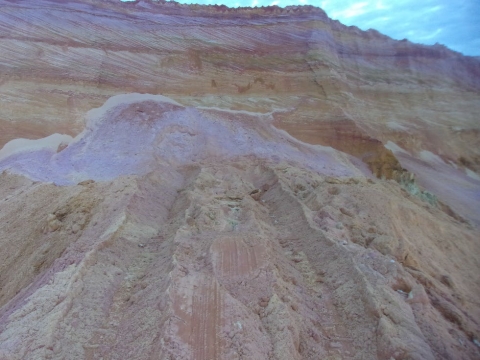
[0,1,479,359]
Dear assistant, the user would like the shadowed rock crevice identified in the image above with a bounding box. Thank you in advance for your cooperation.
[274,115,406,180]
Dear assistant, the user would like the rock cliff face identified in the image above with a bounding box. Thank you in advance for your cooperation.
[0,1,479,359]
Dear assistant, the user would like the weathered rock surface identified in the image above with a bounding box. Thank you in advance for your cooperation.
[0,94,479,360]
[0,1,479,359]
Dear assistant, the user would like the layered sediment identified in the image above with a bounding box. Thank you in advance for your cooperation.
[0,1,479,359]
[1,0,479,222]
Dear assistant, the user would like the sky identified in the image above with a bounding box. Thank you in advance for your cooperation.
[123,0,480,56]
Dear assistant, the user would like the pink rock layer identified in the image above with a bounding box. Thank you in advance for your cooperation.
[0,94,361,185]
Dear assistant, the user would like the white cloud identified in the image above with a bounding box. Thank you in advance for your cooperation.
[375,1,389,10]
[425,5,442,12]
[330,2,369,19]
[417,28,443,40]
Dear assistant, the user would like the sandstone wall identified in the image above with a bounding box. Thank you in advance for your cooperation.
[0,0,479,174]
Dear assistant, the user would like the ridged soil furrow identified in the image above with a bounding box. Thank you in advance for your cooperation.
[261,169,436,360]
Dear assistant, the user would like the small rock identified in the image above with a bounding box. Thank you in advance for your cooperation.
[78,179,95,186]
[71,224,81,234]
[56,142,69,153]
[325,177,341,184]
[328,187,340,195]
[440,275,455,288]
[49,221,61,232]
[339,207,353,217]
[249,189,262,200]
[406,284,430,305]
[370,235,398,257]
[46,214,62,232]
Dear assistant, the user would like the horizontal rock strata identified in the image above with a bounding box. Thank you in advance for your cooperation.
[0,1,479,359]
